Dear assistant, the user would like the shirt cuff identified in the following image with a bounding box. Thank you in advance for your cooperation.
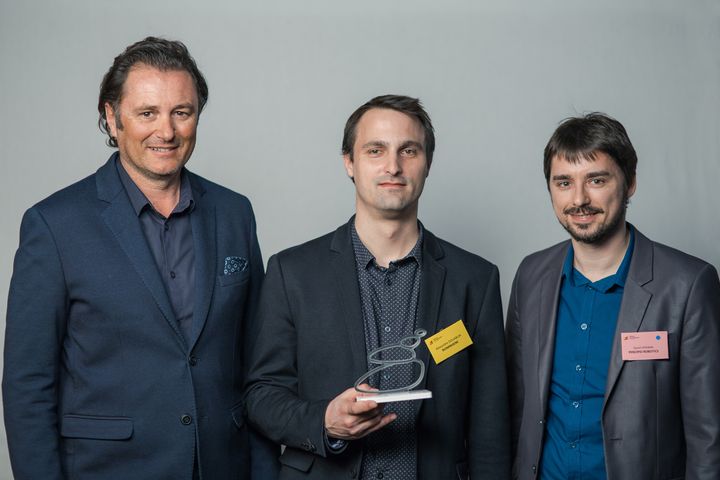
[324,431,348,454]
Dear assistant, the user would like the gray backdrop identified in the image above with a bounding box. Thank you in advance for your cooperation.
[1,0,718,477]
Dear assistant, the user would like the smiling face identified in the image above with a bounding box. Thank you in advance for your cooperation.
[549,151,636,245]
[343,108,429,220]
[105,64,199,184]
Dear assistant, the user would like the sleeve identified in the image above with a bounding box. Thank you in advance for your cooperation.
[244,254,332,458]
[469,265,512,479]
[2,207,67,480]
[240,206,281,480]
[505,267,524,460]
[680,263,720,479]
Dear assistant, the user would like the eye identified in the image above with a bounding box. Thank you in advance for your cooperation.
[174,110,191,117]
[401,148,417,156]
[140,111,154,118]
[555,181,570,188]
[589,178,606,185]
[367,148,381,156]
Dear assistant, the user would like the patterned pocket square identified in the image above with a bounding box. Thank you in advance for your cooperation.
[224,256,248,275]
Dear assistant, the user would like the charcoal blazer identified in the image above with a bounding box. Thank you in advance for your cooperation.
[244,220,511,480]
[505,227,720,480]
[3,155,277,479]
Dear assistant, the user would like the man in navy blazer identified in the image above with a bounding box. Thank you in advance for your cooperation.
[245,95,510,479]
[506,113,720,479]
[3,37,278,479]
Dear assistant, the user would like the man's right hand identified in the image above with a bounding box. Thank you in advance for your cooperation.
[324,385,396,440]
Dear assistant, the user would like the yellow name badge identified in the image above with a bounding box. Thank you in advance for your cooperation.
[424,319,473,364]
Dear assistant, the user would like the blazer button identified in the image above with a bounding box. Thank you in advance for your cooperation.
[180,414,193,425]
[188,355,198,366]
[532,464,537,474]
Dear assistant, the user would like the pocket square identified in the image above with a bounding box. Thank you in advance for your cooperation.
[223,256,248,275]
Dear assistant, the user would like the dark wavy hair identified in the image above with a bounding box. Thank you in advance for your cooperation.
[97,37,209,147]
[342,94,436,166]
[543,112,637,189]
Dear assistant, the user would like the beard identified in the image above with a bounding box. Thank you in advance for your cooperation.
[560,193,628,245]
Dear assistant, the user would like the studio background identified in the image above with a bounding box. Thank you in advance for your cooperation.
[1,0,718,477]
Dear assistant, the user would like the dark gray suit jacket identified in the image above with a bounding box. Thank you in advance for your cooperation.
[3,155,277,479]
[506,227,720,480]
[245,220,511,479]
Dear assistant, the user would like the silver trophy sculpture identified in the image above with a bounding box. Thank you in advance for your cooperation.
[355,329,432,403]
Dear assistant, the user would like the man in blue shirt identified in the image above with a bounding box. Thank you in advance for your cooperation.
[506,113,720,479]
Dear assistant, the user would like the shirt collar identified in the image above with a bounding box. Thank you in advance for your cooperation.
[116,156,194,218]
[350,220,424,270]
[561,224,635,291]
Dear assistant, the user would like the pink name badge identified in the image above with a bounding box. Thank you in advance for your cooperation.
[621,331,669,361]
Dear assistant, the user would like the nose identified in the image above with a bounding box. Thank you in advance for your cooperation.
[155,114,176,142]
[572,183,590,206]
[385,152,402,176]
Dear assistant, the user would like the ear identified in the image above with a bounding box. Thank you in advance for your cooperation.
[627,177,637,199]
[104,103,118,137]
[343,153,354,180]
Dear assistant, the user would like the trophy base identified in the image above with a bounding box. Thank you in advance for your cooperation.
[356,389,432,403]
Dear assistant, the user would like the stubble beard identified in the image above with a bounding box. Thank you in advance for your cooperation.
[560,193,628,245]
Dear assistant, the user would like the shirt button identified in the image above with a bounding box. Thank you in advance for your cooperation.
[384,326,391,333]
[180,414,192,425]
[572,401,580,408]
[376,473,384,479]
[385,278,392,286]
[575,364,583,372]
[170,271,176,279]
[569,442,577,449]
[580,323,588,331]
[164,224,170,231]
[383,374,390,380]
[188,355,198,366]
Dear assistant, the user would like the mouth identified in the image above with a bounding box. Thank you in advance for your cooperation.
[148,146,178,152]
[569,213,598,224]
[378,182,406,188]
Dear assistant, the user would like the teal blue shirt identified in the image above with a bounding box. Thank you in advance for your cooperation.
[540,227,635,480]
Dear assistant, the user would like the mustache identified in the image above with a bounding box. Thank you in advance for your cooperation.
[564,205,604,215]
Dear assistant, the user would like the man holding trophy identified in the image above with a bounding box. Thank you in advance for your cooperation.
[245,95,510,479]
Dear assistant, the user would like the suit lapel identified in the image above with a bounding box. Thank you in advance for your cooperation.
[537,246,566,414]
[96,155,186,348]
[603,228,654,410]
[415,230,445,401]
[330,222,368,379]
[188,176,216,349]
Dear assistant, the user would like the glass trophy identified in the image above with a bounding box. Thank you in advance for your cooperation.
[354,328,432,403]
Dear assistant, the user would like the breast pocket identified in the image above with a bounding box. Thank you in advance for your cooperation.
[217,270,250,287]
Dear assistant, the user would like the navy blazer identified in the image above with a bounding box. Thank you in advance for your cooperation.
[506,228,720,480]
[3,155,278,479]
[245,220,511,480]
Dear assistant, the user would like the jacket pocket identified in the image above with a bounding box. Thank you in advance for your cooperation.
[60,414,133,440]
[279,447,315,473]
[218,271,250,287]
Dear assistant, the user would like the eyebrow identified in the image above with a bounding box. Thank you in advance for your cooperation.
[360,140,389,150]
[551,170,612,181]
[399,140,424,151]
[586,170,611,179]
[132,103,196,112]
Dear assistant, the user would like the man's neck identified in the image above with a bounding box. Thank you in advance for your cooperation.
[571,223,630,282]
[120,158,181,218]
[354,210,419,268]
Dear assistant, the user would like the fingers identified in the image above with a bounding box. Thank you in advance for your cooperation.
[324,385,396,440]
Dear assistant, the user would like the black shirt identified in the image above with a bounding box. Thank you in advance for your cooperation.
[116,158,196,343]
